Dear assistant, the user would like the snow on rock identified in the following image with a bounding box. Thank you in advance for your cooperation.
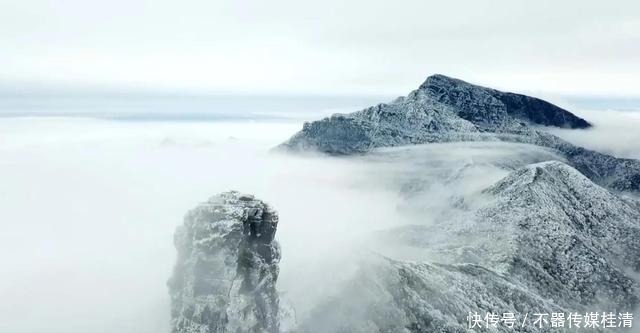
[421,74,591,128]
[481,161,640,307]
[277,74,640,192]
[168,191,281,333]
[298,161,640,332]
[164,164,640,332]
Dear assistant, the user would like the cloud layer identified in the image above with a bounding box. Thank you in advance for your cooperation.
[0,117,586,332]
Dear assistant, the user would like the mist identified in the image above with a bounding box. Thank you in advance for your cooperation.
[547,109,640,160]
[0,117,403,333]
[0,116,589,332]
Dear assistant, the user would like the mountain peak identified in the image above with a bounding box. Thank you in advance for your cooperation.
[416,73,591,129]
[276,75,640,192]
[486,160,601,197]
[419,73,469,90]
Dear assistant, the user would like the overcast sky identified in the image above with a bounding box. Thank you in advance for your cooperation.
[1,0,639,96]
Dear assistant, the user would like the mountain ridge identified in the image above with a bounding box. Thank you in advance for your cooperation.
[278,74,640,192]
[419,74,591,129]
[297,161,640,332]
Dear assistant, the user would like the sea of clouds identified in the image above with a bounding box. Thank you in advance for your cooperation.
[0,107,638,332]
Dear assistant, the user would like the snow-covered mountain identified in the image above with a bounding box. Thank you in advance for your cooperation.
[278,75,640,192]
[298,161,640,332]
[170,162,640,332]
[168,76,640,332]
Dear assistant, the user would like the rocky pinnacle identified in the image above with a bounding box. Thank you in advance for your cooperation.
[168,191,281,333]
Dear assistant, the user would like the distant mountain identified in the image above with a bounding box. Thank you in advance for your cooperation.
[420,74,591,129]
[278,75,640,192]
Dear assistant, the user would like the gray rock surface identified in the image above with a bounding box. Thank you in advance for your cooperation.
[421,75,591,129]
[278,74,640,192]
[168,191,281,333]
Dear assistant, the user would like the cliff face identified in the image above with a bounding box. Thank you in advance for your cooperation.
[278,74,640,192]
[168,191,281,333]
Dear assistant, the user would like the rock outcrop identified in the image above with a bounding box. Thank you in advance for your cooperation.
[168,191,281,333]
[278,74,640,192]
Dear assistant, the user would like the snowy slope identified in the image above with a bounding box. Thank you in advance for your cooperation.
[278,75,640,192]
[297,161,640,332]
[168,164,640,332]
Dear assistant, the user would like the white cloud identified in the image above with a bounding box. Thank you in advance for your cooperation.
[547,109,640,160]
[0,117,583,332]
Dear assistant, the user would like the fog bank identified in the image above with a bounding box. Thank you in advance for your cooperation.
[0,113,637,332]
[547,109,640,160]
